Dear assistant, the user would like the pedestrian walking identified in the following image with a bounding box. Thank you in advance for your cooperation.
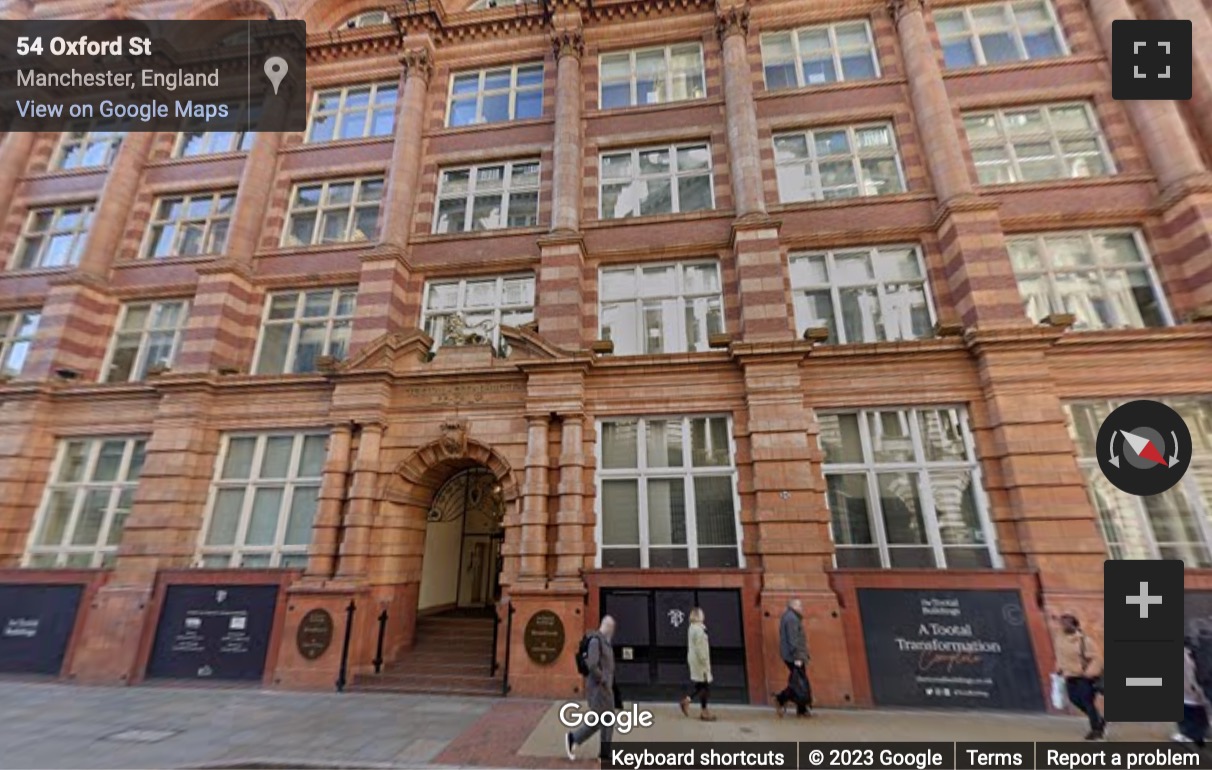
[565,615,617,760]
[1174,639,1209,746]
[773,598,812,718]
[679,607,716,721]
[1054,613,1106,741]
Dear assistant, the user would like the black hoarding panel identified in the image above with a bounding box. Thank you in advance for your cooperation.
[0,584,83,674]
[858,588,1044,711]
[146,584,279,681]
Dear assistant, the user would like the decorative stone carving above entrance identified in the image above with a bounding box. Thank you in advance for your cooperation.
[438,420,469,459]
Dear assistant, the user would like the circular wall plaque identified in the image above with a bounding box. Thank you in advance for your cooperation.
[523,609,566,665]
[296,608,334,661]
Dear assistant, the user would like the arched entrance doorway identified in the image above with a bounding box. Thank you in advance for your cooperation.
[418,468,505,613]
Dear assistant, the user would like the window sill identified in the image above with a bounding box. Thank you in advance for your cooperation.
[939,53,1102,79]
[975,173,1152,193]
[1,264,76,278]
[146,151,251,168]
[113,254,222,269]
[768,191,934,214]
[590,96,721,120]
[257,241,377,259]
[20,166,110,182]
[755,76,907,101]
[282,135,394,153]
[429,116,554,138]
[806,337,966,357]
[1053,325,1212,348]
[585,208,733,230]
[594,350,732,366]
[415,225,547,244]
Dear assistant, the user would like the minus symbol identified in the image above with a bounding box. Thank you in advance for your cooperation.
[1125,677,1163,686]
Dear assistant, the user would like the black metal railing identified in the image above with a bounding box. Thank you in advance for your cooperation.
[490,603,502,677]
[501,601,515,696]
[373,609,388,674]
[335,599,356,692]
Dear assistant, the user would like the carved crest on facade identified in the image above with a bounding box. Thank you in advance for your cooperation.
[439,420,469,458]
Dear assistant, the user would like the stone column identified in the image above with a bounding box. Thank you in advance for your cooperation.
[0,132,34,226]
[1087,0,1208,190]
[550,29,584,232]
[1144,0,1212,151]
[336,422,384,579]
[519,415,550,580]
[173,260,264,375]
[307,422,354,579]
[554,414,587,579]
[0,392,56,564]
[717,4,765,216]
[888,0,973,203]
[350,46,430,350]
[225,132,283,261]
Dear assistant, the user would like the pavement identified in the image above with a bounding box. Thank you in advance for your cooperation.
[0,681,1182,770]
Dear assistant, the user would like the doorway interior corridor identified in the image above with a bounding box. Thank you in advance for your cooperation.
[418,467,504,614]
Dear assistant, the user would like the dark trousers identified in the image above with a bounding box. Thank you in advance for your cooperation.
[1179,704,1209,746]
[686,680,710,710]
[1066,676,1105,733]
[776,661,812,714]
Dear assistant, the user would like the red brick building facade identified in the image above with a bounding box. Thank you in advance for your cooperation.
[0,0,1210,708]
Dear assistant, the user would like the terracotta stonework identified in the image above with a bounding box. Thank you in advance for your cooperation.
[0,0,1210,707]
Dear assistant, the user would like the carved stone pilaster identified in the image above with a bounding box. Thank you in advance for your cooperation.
[887,0,927,23]
[715,4,750,41]
[551,28,585,60]
[399,47,433,84]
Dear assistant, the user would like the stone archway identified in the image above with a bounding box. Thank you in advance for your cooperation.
[367,425,520,659]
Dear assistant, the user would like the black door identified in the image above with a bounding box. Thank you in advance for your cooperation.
[601,588,746,703]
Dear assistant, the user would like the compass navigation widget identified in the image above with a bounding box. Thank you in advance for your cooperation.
[1095,399,1192,497]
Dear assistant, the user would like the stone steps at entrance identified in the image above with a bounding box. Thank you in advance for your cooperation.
[351,609,501,697]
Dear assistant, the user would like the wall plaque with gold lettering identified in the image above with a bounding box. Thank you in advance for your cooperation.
[296,608,334,661]
[523,609,566,665]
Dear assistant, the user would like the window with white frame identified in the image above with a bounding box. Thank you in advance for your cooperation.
[600,261,723,355]
[597,416,740,568]
[254,288,356,375]
[102,300,190,382]
[962,103,1113,184]
[53,127,124,171]
[447,63,543,127]
[600,44,705,109]
[820,407,998,569]
[1007,230,1168,331]
[26,437,146,568]
[307,82,398,143]
[283,178,383,247]
[144,191,235,259]
[1068,398,1212,566]
[600,143,714,220]
[422,274,535,348]
[761,21,879,90]
[790,246,934,344]
[0,310,39,378]
[174,130,254,157]
[342,9,390,28]
[936,0,1067,69]
[774,123,905,203]
[12,204,94,270]
[433,160,540,234]
[198,432,327,568]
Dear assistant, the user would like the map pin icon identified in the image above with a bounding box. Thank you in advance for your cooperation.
[264,56,288,95]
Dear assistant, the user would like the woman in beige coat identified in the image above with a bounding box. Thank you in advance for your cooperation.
[679,607,716,721]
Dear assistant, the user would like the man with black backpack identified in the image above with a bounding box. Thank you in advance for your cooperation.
[565,615,617,761]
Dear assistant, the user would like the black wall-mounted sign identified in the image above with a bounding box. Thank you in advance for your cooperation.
[296,608,334,661]
[523,609,565,665]
[0,583,83,675]
[858,588,1043,711]
[146,584,279,681]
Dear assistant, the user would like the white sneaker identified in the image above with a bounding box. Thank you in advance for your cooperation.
[564,732,576,761]
[1172,733,1193,743]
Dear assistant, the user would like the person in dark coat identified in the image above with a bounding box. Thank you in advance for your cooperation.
[565,615,616,760]
[773,598,812,717]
